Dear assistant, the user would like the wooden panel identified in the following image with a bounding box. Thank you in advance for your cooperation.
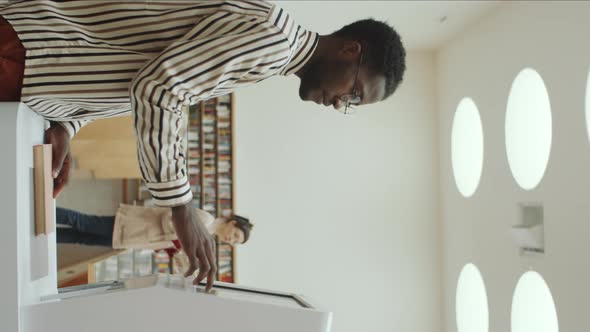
[58,273,88,288]
[33,144,55,235]
[57,247,123,286]
[75,116,136,140]
[70,116,142,179]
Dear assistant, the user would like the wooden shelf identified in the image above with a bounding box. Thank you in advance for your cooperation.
[188,94,236,283]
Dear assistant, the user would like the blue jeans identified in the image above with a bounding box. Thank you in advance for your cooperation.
[56,207,115,247]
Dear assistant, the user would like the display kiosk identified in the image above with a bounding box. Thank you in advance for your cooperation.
[26,274,333,332]
[0,102,58,332]
[0,103,333,332]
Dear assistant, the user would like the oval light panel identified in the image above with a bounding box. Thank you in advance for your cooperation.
[452,98,484,197]
[505,68,552,190]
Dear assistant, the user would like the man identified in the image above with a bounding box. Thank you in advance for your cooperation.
[0,1,406,291]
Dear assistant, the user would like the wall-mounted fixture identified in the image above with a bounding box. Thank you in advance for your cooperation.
[510,203,544,254]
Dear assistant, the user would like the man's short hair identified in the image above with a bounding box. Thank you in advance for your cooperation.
[333,19,406,100]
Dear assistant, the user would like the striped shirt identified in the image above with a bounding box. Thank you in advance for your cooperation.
[0,0,319,207]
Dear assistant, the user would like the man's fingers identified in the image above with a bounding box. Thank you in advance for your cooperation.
[193,245,210,287]
[45,129,68,178]
[50,141,66,179]
[53,178,67,198]
[205,241,217,292]
[53,153,71,198]
[184,253,198,278]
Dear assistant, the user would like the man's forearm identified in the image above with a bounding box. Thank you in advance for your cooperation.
[172,203,191,228]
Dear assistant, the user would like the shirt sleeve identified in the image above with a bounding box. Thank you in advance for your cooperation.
[195,208,216,230]
[130,10,291,207]
[56,119,93,139]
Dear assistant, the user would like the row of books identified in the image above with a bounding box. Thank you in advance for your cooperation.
[218,242,234,282]
[185,96,235,282]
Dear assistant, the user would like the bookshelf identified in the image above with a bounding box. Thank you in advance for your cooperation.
[187,94,236,283]
[136,94,236,283]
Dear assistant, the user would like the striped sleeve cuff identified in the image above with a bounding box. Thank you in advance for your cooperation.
[147,176,193,207]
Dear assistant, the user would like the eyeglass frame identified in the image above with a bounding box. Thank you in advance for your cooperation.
[338,48,364,114]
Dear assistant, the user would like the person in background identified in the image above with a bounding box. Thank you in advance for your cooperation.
[56,204,253,249]
[0,0,406,291]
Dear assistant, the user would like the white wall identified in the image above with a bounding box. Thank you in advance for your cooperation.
[234,51,440,332]
[437,2,590,332]
[57,178,123,215]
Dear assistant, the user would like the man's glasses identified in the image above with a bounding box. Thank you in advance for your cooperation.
[337,50,363,115]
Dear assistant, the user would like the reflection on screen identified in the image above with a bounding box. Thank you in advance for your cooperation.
[162,275,308,309]
[208,284,305,309]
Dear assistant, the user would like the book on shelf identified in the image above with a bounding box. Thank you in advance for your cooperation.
[218,166,231,172]
[219,251,232,258]
[218,265,232,273]
[218,129,231,136]
[216,104,229,111]
[219,246,233,253]
[220,276,233,282]
[217,95,231,103]
[187,131,199,140]
[218,140,231,145]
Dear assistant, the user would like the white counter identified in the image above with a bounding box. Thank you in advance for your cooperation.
[23,275,333,332]
[0,102,58,332]
[0,102,332,332]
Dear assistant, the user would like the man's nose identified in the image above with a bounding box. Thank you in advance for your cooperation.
[333,98,343,110]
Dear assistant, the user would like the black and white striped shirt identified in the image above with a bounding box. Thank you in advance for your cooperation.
[0,0,318,206]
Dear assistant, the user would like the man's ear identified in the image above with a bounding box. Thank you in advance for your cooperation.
[339,40,362,59]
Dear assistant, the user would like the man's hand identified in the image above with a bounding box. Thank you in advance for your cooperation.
[44,123,72,198]
[171,202,217,292]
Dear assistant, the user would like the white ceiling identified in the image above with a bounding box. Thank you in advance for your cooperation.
[274,1,502,50]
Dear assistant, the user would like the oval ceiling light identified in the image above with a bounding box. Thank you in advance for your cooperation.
[505,68,552,190]
[452,97,484,197]
[511,271,559,332]
[456,263,489,332]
